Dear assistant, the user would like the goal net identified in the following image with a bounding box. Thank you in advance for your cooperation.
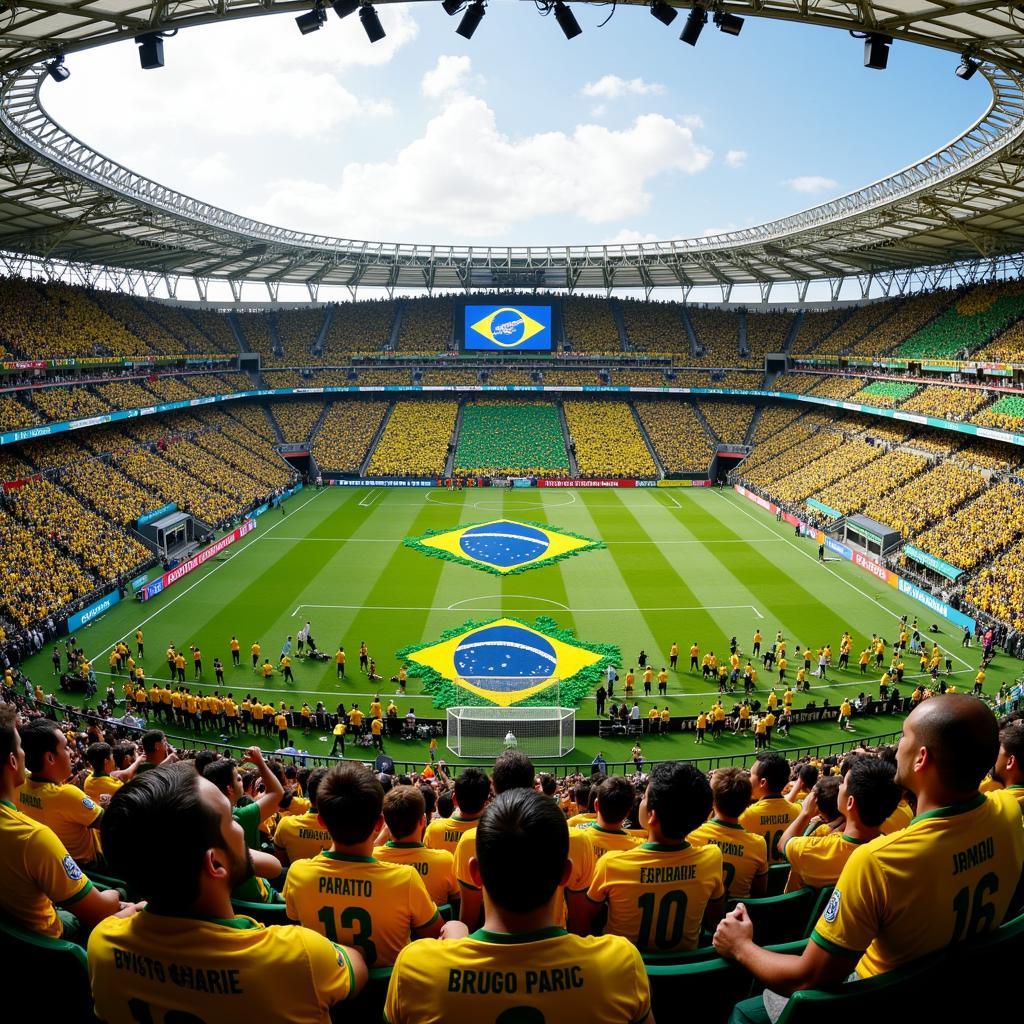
[447,706,576,759]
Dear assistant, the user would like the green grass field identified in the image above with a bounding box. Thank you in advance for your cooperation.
[24,485,1014,770]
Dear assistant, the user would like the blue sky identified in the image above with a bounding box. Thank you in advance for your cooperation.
[43,3,986,253]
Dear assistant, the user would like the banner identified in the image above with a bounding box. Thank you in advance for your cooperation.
[129,572,150,592]
[537,479,638,488]
[138,502,178,527]
[138,520,256,601]
[806,498,841,519]
[656,479,709,487]
[853,551,899,587]
[734,484,777,514]
[328,479,433,487]
[825,537,853,561]
[66,590,121,633]
[247,503,270,518]
[896,578,976,633]
[903,544,964,581]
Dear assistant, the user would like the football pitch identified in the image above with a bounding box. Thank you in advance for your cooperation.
[25,485,1005,768]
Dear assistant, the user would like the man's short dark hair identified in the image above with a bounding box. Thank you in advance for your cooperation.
[383,786,426,840]
[0,704,17,764]
[317,763,383,845]
[538,773,557,797]
[419,784,437,817]
[753,752,790,793]
[646,762,713,840]
[112,743,136,770]
[491,751,535,794]
[194,750,219,776]
[453,767,490,815]
[141,730,165,756]
[596,776,634,826]
[912,695,999,793]
[86,742,112,774]
[813,776,841,821]
[1000,719,1024,764]
[20,719,62,774]
[202,758,237,795]
[101,762,225,912]
[710,767,752,819]
[306,767,328,809]
[476,789,568,912]
[573,778,592,808]
[436,791,454,818]
[798,764,820,789]
[845,758,901,827]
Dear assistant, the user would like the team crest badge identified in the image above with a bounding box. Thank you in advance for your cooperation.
[824,889,841,923]
[405,519,602,575]
[62,855,83,881]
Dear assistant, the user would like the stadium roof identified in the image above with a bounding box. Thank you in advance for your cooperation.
[3,1,1024,299]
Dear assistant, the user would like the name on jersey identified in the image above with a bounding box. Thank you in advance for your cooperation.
[756,815,792,826]
[444,830,466,844]
[19,792,42,809]
[708,840,746,858]
[952,836,994,876]
[447,965,584,995]
[319,876,373,897]
[640,865,697,884]
[112,949,242,994]
[297,828,330,841]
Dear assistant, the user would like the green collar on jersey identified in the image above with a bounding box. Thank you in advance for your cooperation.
[641,842,690,851]
[710,819,743,830]
[911,792,986,825]
[840,834,867,845]
[386,841,423,849]
[0,799,15,810]
[144,908,259,930]
[591,824,627,836]
[470,927,568,944]
[1008,784,1024,791]
[321,851,376,863]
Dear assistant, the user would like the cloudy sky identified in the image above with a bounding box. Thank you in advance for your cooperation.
[43,3,985,254]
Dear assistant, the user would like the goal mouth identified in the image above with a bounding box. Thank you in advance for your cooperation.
[446,702,576,759]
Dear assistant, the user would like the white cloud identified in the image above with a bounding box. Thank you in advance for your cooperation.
[702,224,739,237]
[589,104,607,118]
[785,175,838,194]
[680,114,704,129]
[421,55,472,99]
[581,75,665,100]
[249,88,713,241]
[725,149,748,168]
[604,229,661,245]
[186,152,234,186]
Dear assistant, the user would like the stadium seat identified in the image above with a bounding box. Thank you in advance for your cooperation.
[85,870,130,900]
[230,899,289,926]
[642,943,720,966]
[337,965,392,1024]
[803,886,835,938]
[727,888,818,946]
[0,916,98,1022]
[764,863,790,896]
[437,902,454,922]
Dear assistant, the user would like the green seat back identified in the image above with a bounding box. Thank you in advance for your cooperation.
[765,863,791,896]
[727,887,818,947]
[647,953,753,1024]
[336,965,392,1024]
[230,899,290,926]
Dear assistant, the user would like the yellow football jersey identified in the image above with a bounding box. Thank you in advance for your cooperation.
[83,772,122,806]
[812,791,1024,977]
[88,910,355,1024]
[373,842,459,907]
[273,811,332,864]
[782,832,864,891]
[578,824,642,862]
[284,851,438,967]
[587,842,724,953]
[1004,785,1024,806]
[566,812,598,829]
[687,818,769,897]
[423,813,481,856]
[879,800,914,835]
[0,798,92,937]
[739,796,802,863]
[17,777,101,863]
[384,927,650,1024]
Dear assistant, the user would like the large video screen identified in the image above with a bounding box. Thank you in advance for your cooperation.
[463,304,553,351]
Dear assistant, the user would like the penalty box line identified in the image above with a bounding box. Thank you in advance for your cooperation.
[292,602,764,617]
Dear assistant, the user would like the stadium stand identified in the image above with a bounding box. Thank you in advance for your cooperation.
[267,400,325,444]
[688,308,740,363]
[899,385,990,421]
[234,312,278,364]
[808,376,868,400]
[563,401,657,479]
[321,300,396,356]
[171,307,239,354]
[814,449,929,517]
[355,369,412,386]
[397,298,453,353]
[788,308,849,354]
[697,401,756,445]
[967,539,1024,629]
[421,369,479,386]
[454,402,570,476]
[366,401,457,476]
[0,394,41,431]
[612,370,670,387]
[60,455,165,528]
[226,403,278,444]
[863,461,986,537]
[974,394,1024,430]
[756,436,878,504]
[144,376,198,403]
[634,401,715,473]
[29,385,110,422]
[311,401,389,473]
[802,300,897,356]
[561,297,622,354]
[262,370,311,390]
[742,310,796,362]
[542,369,605,386]
[852,381,919,408]
[843,290,952,356]
[619,298,688,353]
[89,292,184,356]
[741,427,847,491]
[749,405,803,445]
[275,307,327,362]
[483,369,536,386]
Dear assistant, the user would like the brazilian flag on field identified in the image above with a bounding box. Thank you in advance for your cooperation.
[404,519,603,575]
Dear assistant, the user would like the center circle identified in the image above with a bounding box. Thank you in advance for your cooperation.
[454,624,557,690]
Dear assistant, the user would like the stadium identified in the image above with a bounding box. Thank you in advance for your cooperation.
[1,0,1024,1020]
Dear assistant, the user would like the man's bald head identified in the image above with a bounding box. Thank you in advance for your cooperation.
[898,695,998,796]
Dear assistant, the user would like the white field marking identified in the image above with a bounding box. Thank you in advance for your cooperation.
[263,536,785,545]
[714,490,975,672]
[292,602,763,614]
[447,595,571,611]
[423,491,578,511]
[660,492,683,509]
[358,487,382,508]
[92,488,328,662]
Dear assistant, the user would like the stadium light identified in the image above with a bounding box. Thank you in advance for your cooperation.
[456,1,486,39]
[713,10,743,36]
[553,1,582,40]
[680,5,707,45]
[442,0,463,14]
[295,6,327,33]
[650,1,677,27]
[332,0,360,17]
[956,55,980,81]
[360,3,386,42]
[135,33,165,69]
[863,32,892,70]
[45,56,70,83]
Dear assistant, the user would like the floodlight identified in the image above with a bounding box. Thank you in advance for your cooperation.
[135,33,165,69]
[650,1,677,26]
[956,56,979,81]
[360,4,386,42]
[295,7,327,33]
[553,1,582,39]
[680,6,706,45]
[45,56,70,83]
[442,0,463,14]
[863,33,891,70]
[456,1,485,38]
[714,10,743,35]
[332,0,360,18]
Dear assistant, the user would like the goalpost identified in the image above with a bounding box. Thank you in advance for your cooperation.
[445,678,575,758]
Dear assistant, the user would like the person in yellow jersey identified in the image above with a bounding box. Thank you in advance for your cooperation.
[135,629,144,657]
[624,668,635,697]
[566,778,598,828]
[752,630,763,658]
[273,767,333,867]
[0,707,125,941]
[689,642,700,672]
[174,650,186,683]
[579,761,725,952]
[739,752,802,863]
[695,710,708,744]
[18,720,104,868]
[455,752,593,931]
[716,695,1024,1019]
[669,641,679,671]
[688,767,769,899]
[575,776,642,862]
[778,757,900,892]
[385,789,652,1024]
[82,742,144,807]
[229,634,241,667]
[838,697,854,731]
[424,766,490,855]
[89,762,365,1023]
[373,786,459,908]
[991,717,1024,805]
[284,763,442,966]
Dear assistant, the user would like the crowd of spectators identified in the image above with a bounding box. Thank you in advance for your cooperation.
[742,309,796,362]
[267,400,326,443]
[806,301,899,357]
[322,299,396,356]
[421,370,479,386]
[29,384,110,422]
[852,381,919,408]
[235,312,279,364]
[611,370,669,387]
[483,370,536,386]
[397,298,453,353]
[966,538,1024,629]
[564,401,657,479]
[367,401,457,477]
[145,376,199,403]
[749,405,803,446]
[634,401,715,473]
[90,292,184,355]
[789,308,850,354]
[807,375,868,400]
[844,290,952,356]
[814,449,928,518]
[354,369,412,386]
[619,298,688,353]
[743,426,846,490]
[863,461,986,537]
[192,423,291,491]
[117,446,238,525]
[311,401,389,473]
[900,385,991,421]
[60,457,165,529]
[263,370,310,390]
[0,395,41,432]
[975,395,1024,431]
[761,436,878,505]
[225,403,278,444]
[688,308,739,363]
[454,402,569,476]
[561,297,622,354]
[177,308,239,354]
[696,400,756,445]
[276,308,329,364]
